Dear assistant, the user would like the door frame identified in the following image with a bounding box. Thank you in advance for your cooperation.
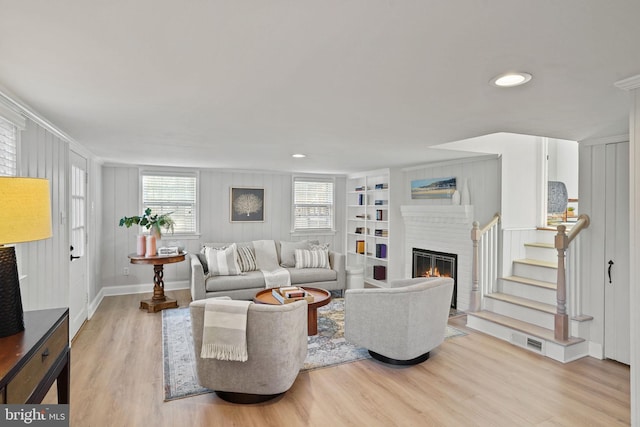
[69,150,89,339]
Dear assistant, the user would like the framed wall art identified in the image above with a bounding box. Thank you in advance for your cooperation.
[230,187,264,222]
[410,177,456,199]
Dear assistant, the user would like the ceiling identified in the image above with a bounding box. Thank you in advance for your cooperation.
[1,1,639,174]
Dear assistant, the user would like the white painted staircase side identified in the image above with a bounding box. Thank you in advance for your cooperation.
[467,232,591,363]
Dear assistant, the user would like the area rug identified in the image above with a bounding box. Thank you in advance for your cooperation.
[162,298,466,401]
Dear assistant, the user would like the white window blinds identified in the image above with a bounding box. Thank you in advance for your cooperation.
[0,116,17,176]
[293,178,334,231]
[142,172,197,234]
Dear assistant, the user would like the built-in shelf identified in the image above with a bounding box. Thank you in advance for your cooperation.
[347,169,399,286]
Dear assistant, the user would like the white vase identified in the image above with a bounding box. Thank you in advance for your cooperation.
[451,190,461,205]
[461,179,470,205]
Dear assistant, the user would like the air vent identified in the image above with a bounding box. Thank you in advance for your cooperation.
[510,333,544,354]
[527,338,543,352]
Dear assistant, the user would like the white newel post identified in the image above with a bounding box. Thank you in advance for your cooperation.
[470,221,481,312]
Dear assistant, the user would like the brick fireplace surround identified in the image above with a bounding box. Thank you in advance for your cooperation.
[400,205,474,311]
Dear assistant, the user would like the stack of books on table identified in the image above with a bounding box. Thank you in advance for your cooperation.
[272,286,315,304]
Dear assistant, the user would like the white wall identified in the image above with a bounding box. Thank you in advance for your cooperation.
[436,133,542,229]
[18,119,70,311]
[548,138,579,200]
[100,165,346,292]
[577,141,610,358]
[87,157,103,307]
[401,155,501,227]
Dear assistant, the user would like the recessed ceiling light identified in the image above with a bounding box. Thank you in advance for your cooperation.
[491,72,532,87]
[292,153,306,158]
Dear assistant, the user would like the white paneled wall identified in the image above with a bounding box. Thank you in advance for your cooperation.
[402,156,501,227]
[100,166,345,291]
[18,120,70,311]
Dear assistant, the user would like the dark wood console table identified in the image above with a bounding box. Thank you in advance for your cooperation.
[128,252,186,313]
[0,308,70,404]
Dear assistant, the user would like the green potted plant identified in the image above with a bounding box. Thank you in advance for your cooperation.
[119,208,175,239]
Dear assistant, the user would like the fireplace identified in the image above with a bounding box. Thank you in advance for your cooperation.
[412,248,457,309]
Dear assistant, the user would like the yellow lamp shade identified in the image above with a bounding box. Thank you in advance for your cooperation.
[0,177,52,245]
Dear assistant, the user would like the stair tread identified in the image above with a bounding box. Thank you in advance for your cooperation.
[502,275,556,290]
[524,242,554,249]
[514,258,557,269]
[486,292,556,314]
[467,310,584,347]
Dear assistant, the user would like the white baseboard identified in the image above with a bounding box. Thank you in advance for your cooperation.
[101,280,190,297]
[588,341,604,359]
[88,289,105,320]
[88,281,189,318]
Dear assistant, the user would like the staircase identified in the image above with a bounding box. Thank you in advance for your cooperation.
[467,226,591,363]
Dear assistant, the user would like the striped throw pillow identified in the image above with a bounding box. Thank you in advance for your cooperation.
[294,248,330,269]
[236,246,257,272]
[205,243,242,276]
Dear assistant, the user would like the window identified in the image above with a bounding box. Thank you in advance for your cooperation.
[0,116,17,176]
[293,177,334,231]
[141,172,198,234]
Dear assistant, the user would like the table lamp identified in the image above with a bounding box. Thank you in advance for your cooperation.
[0,177,52,338]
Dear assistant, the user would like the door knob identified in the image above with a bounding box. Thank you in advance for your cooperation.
[608,260,614,284]
[70,245,80,261]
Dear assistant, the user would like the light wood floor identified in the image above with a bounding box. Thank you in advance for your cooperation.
[45,289,630,426]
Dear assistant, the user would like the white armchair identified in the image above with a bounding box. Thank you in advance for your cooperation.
[345,277,454,365]
[189,298,308,403]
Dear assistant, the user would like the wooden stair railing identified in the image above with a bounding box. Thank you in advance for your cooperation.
[554,214,590,340]
[470,213,501,312]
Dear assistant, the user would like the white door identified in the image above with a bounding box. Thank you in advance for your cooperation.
[69,151,88,339]
[604,141,630,364]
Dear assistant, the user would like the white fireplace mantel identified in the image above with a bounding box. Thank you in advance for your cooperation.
[400,205,473,224]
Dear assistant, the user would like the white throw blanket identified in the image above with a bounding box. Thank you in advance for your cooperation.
[201,299,252,361]
[253,239,291,288]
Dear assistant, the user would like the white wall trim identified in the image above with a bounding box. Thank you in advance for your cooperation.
[627,83,640,427]
[579,134,629,146]
[0,99,26,129]
[101,281,190,297]
[88,288,105,320]
[401,153,499,171]
[0,86,96,160]
[615,74,640,91]
[588,341,604,360]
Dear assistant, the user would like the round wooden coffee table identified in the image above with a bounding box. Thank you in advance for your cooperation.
[254,287,331,336]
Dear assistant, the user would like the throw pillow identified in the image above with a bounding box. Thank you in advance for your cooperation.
[236,246,258,272]
[196,253,209,274]
[279,240,312,267]
[205,243,242,276]
[309,242,330,251]
[294,248,330,269]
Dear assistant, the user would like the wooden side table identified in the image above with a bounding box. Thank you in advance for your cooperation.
[0,308,70,404]
[128,252,186,313]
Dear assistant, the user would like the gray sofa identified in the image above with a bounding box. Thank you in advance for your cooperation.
[189,240,346,301]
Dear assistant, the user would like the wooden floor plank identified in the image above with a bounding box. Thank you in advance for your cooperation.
[44,289,630,426]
